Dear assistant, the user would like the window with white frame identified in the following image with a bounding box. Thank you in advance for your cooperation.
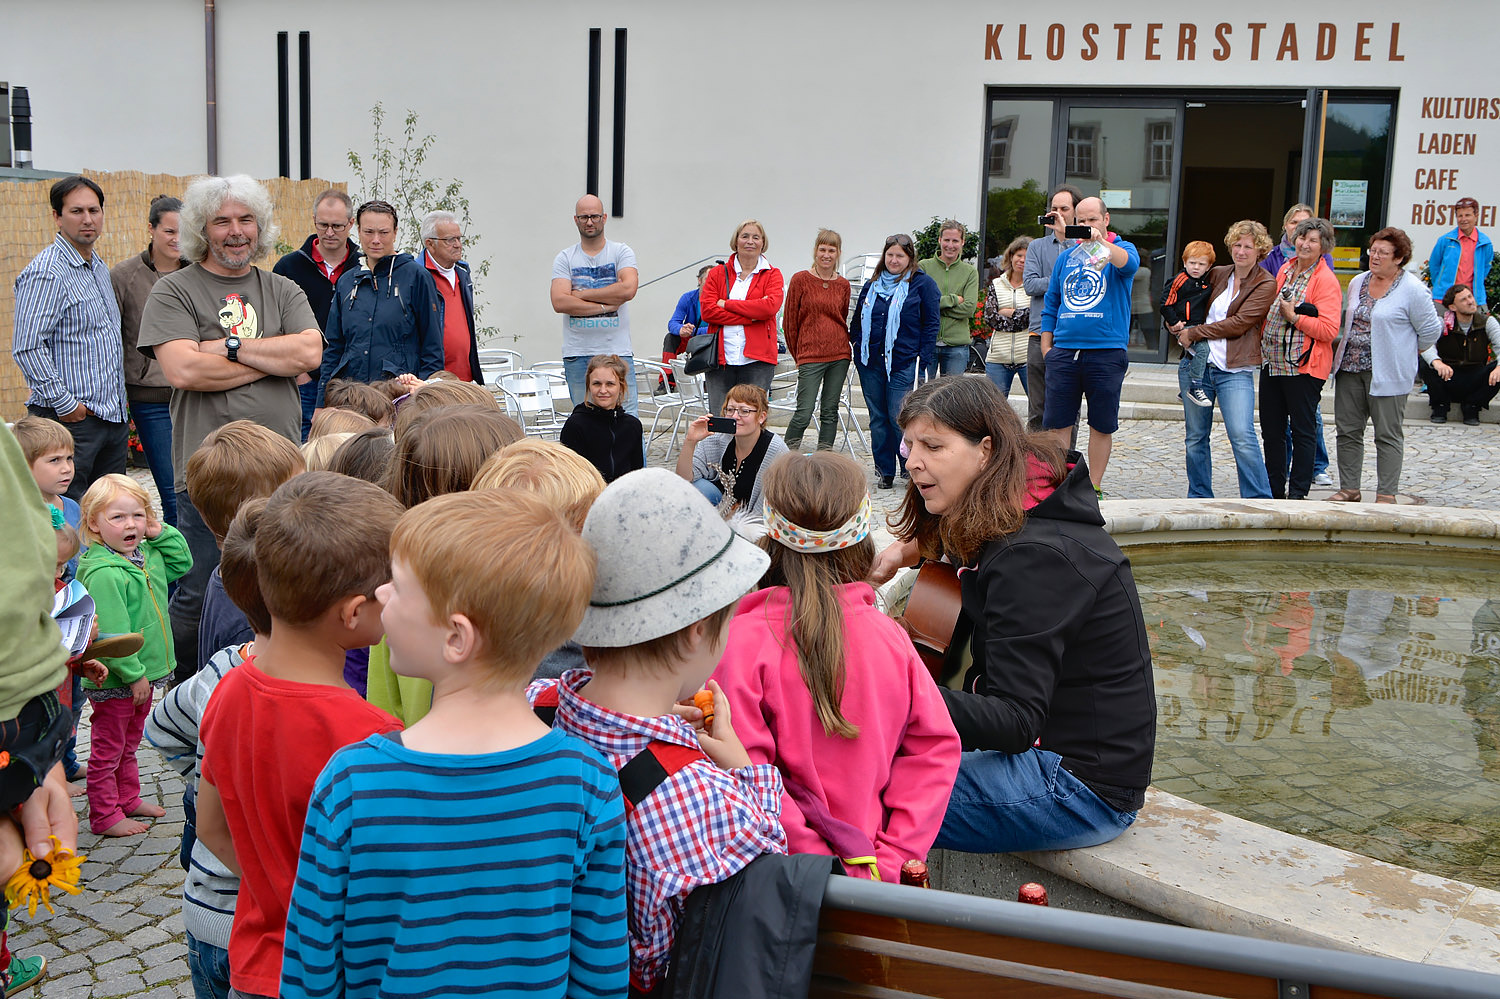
[1066,124,1098,178]
[1145,120,1174,179]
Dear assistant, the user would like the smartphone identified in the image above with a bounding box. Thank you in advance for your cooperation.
[1064,225,1093,240]
[1037,214,1056,226]
[707,416,738,434]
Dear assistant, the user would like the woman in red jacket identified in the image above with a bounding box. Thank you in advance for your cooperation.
[1258,216,1342,499]
[699,219,786,416]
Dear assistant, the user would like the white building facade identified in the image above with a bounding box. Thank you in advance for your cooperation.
[3,1,1495,364]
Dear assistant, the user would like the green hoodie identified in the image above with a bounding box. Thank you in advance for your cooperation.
[919,256,979,346]
[0,425,68,719]
[77,524,192,686]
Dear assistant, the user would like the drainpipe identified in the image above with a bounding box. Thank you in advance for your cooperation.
[204,0,218,174]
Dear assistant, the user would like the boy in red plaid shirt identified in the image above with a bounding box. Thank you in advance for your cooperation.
[529,468,786,996]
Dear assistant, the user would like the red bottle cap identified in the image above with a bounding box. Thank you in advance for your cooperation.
[1018,881,1048,905]
[899,859,930,887]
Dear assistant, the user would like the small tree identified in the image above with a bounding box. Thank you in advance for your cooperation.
[347,103,506,341]
[911,217,980,263]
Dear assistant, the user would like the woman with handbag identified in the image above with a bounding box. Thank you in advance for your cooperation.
[1259,216,1342,500]
[782,229,852,452]
[850,233,941,489]
[983,236,1031,397]
[698,219,786,416]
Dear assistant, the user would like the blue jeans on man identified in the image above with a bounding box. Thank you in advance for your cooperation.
[935,748,1137,853]
[920,343,971,382]
[128,401,177,525]
[1178,359,1272,499]
[297,377,318,443]
[855,356,917,478]
[563,354,639,417]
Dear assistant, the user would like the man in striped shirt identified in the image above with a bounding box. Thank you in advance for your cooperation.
[12,175,128,499]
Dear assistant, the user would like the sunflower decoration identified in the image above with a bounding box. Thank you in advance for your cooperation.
[6,836,86,918]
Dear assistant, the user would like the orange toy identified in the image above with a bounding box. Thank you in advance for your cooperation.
[693,689,716,730]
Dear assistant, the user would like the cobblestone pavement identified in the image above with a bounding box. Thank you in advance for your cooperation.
[16,414,1497,997]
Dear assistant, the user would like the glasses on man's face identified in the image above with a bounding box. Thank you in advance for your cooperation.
[723,406,759,418]
[575,213,606,222]
[314,221,348,233]
[431,235,463,247]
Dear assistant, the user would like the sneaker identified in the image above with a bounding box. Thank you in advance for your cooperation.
[1185,387,1213,408]
[653,382,668,397]
[1313,471,1333,487]
[4,955,47,996]
[1093,485,1106,500]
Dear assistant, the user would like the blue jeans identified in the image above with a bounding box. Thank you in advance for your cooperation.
[935,748,1137,853]
[855,357,916,477]
[563,354,639,417]
[1282,405,1329,478]
[692,479,723,505]
[921,344,971,381]
[129,401,177,525]
[187,931,231,999]
[297,378,318,442]
[984,361,1027,397]
[1178,360,1272,499]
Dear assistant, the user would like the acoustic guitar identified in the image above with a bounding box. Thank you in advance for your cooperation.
[895,560,965,683]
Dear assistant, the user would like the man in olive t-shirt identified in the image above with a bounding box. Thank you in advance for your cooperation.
[137,176,323,679]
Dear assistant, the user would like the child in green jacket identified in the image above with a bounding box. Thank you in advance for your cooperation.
[77,473,192,837]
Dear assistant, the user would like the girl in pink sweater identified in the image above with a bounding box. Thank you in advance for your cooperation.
[714,452,960,881]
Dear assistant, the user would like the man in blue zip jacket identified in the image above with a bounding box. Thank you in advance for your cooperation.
[1040,196,1140,493]
[317,200,443,404]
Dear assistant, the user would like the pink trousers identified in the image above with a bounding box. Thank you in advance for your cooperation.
[86,692,154,834]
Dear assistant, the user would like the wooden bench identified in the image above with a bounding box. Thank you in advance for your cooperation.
[811,877,1500,999]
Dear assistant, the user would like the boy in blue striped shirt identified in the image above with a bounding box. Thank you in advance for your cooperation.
[282,491,629,999]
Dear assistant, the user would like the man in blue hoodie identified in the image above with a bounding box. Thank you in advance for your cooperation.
[1040,197,1140,492]
[317,200,444,403]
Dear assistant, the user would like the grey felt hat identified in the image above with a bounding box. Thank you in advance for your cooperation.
[575,468,770,647]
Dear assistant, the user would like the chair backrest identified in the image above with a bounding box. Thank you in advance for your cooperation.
[477,348,522,382]
[499,371,556,414]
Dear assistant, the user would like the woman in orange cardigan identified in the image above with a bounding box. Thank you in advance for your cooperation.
[699,219,786,416]
[1258,216,1342,499]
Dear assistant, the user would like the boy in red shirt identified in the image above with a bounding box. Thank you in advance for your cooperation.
[195,472,404,999]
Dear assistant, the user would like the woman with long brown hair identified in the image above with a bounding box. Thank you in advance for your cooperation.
[714,451,959,880]
[871,376,1155,853]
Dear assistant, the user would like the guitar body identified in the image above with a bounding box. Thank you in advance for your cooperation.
[896,560,964,682]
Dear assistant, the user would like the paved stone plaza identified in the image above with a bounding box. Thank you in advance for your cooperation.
[12,414,1500,997]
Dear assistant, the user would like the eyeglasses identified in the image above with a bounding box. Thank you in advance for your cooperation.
[314,221,349,233]
[429,235,463,247]
[886,234,914,248]
[723,406,760,418]
[575,213,606,222]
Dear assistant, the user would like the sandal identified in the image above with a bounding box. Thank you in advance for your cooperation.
[1327,489,1362,503]
[1375,494,1397,504]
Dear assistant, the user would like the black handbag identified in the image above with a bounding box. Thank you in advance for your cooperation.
[683,331,719,374]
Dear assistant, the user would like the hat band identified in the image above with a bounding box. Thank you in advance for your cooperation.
[589,532,737,608]
[764,495,871,553]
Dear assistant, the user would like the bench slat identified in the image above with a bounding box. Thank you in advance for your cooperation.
[817,909,1396,999]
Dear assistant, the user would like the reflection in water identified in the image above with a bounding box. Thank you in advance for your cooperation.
[1138,556,1500,890]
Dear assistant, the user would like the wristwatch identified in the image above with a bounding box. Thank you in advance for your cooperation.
[225,336,241,363]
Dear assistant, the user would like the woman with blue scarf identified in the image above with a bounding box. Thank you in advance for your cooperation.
[850,233,940,488]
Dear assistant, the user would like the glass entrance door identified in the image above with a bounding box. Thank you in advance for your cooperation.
[1056,101,1183,360]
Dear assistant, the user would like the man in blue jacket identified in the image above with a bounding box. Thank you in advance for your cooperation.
[1429,197,1493,310]
[317,200,444,403]
[1040,196,1140,493]
[416,210,483,384]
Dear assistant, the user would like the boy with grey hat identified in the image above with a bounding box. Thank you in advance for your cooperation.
[528,467,787,995]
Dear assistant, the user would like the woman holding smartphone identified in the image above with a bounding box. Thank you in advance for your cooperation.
[676,383,789,518]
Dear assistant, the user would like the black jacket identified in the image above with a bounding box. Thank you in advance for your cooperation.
[559,402,644,483]
[941,457,1155,811]
[272,234,362,331]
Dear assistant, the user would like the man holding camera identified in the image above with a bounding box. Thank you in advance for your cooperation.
[1039,196,1140,494]
[1022,185,1084,432]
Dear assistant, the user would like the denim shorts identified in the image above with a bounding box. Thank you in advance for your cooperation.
[1042,347,1129,434]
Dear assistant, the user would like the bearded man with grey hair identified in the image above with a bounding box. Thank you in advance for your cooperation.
[416,208,482,382]
[138,173,323,680]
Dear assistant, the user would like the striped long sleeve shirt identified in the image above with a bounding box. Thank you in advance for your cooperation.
[282,728,629,999]
[12,234,127,421]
